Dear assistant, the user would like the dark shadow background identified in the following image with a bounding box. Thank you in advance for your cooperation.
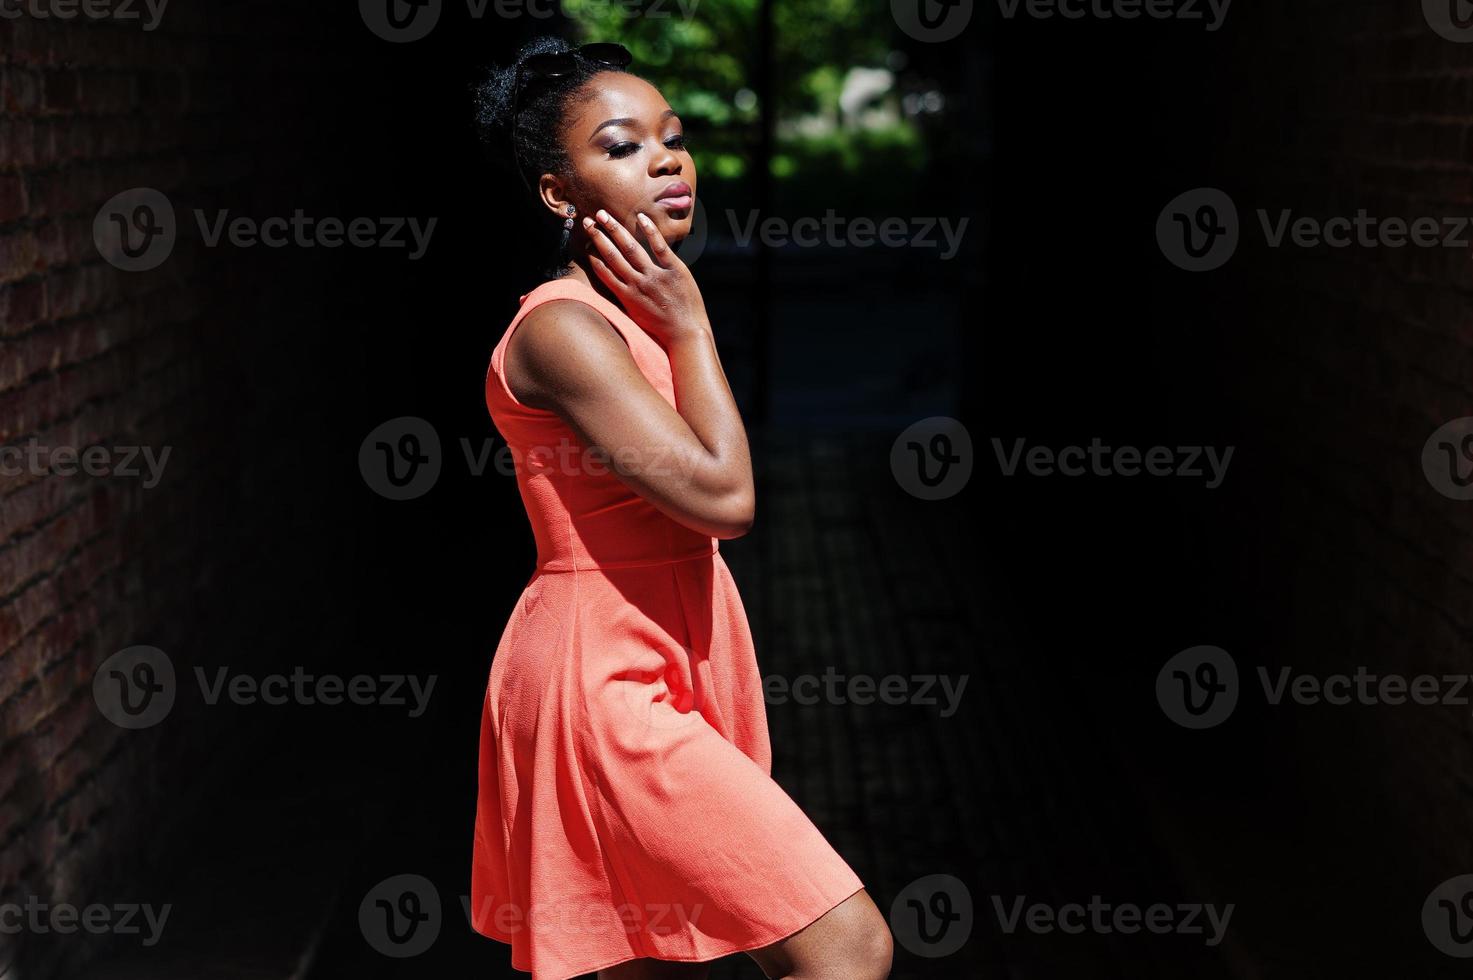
[4,2,1472,979]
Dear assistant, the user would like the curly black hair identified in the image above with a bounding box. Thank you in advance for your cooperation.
[473,36,631,203]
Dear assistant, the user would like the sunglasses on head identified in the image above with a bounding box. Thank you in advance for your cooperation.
[511,43,633,193]
[516,42,632,92]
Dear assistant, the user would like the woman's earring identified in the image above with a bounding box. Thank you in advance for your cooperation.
[559,205,576,256]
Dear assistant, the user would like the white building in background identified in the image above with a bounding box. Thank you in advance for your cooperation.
[780,66,900,139]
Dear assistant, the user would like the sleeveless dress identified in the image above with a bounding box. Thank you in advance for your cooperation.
[470,278,864,979]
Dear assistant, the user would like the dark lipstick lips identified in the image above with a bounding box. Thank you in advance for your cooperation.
[655,182,693,207]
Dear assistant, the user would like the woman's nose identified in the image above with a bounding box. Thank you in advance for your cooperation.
[650,146,682,176]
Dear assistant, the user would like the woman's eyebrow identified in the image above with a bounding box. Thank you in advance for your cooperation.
[590,110,680,140]
[590,117,636,139]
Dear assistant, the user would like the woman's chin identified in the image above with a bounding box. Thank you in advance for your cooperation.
[655,212,692,242]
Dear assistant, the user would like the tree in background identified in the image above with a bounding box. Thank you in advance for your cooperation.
[564,0,926,212]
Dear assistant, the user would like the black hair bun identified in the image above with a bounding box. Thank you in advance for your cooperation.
[473,36,576,137]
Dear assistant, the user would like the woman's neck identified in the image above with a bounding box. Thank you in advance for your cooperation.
[557,257,623,310]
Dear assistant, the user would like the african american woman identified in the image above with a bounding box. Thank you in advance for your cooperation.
[469,37,893,980]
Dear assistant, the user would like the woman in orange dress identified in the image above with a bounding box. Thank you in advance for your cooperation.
[469,38,893,980]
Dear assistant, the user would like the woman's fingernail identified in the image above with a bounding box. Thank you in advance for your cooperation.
[637,213,651,226]
[596,209,610,222]
[582,217,595,229]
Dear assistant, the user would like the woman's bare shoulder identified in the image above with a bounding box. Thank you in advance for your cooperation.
[507,299,636,406]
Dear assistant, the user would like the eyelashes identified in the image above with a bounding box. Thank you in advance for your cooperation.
[606,134,689,159]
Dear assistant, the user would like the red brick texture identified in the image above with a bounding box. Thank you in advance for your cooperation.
[0,8,344,976]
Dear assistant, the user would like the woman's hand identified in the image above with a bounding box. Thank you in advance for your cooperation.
[582,209,710,348]
[504,205,752,539]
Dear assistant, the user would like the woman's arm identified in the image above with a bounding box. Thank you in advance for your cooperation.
[506,287,755,540]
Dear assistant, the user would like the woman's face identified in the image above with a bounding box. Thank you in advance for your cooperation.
[549,72,696,248]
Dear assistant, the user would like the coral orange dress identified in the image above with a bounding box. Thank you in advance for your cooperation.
[470,278,864,979]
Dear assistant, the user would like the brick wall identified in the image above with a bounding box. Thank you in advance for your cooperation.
[1218,1,1473,885]
[0,8,346,976]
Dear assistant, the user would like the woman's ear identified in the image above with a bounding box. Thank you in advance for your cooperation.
[538,174,571,220]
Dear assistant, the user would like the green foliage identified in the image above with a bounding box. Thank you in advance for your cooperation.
[772,124,927,212]
[565,0,921,207]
